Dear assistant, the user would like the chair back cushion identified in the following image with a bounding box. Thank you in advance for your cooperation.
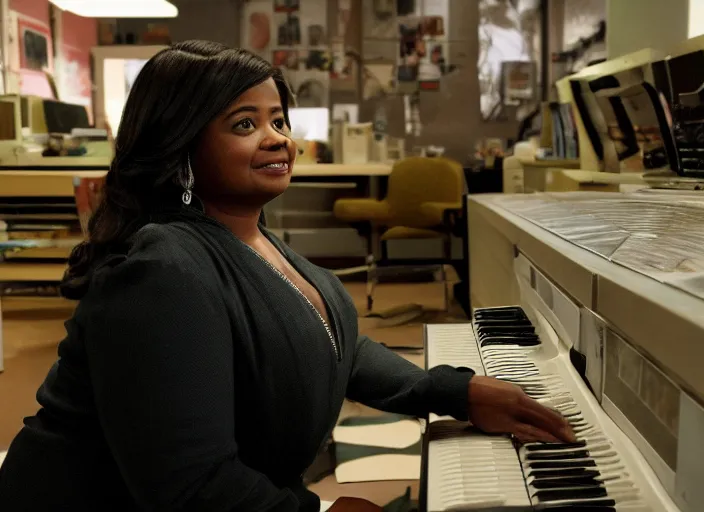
[386,157,463,227]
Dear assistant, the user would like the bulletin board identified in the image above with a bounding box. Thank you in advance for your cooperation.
[242,0,331,108]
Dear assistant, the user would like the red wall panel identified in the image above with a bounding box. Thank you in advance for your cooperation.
[10,0,50,24]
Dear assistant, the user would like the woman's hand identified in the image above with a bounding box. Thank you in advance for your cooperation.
[328,497,383,511]
[467,376,576,443]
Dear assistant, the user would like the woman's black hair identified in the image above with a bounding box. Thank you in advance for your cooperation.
[61,40,292,299]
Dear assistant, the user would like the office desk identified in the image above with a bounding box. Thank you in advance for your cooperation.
[0,163,393,177]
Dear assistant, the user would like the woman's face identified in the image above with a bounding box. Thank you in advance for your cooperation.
[193,78,296,211]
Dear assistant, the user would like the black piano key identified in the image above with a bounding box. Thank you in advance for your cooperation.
[527,450,589,461]
[481,338,541,347]
[530,477,603,489]
[529,468,600,479]
[476,322,534,330]
[474,313,526,321]
[526,441,587,451]
[478,326,536,336]
[529,460,597,469]
[475,307,526,317]
[534,487,608,502]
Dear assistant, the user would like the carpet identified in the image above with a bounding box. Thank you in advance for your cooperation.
[332,414,422,484]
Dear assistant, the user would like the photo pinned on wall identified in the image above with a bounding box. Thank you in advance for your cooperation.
[418,43,450,91]
[248,12,272,55]
[397,22,423,81]
[304,50,332,71]
[404,91,421,137]
[295,76,329,108]
[307,24,327,46]
[274,0,300,13]
[501,60,537,106]
[362,0,396,39]
[336,0,352,39]
[330,38,358,87]
[273,50,299,70]
[333,103,359,124]
[419,16,445,37]
[363,62,395,100]
[276,13,302,46]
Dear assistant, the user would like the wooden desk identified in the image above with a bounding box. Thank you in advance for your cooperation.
[0,164,393,197]
[0,262,67,282]
[518,158,581,192]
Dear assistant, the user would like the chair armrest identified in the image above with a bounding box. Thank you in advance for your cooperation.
[333,199,392,224]
[419,201,462,228]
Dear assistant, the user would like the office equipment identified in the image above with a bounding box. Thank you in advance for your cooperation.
[332,122,374,165]
[421,191,704,512]
[289,107,330,142]
[651,44,704,179]
[556,49,664,172]
[91,45,167,133]
[570,61,676,175]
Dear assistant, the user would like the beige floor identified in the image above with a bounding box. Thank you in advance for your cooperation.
[0,275,465,506]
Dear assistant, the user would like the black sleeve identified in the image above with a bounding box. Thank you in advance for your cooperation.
[80,239,298,511]
[345,335,474,420]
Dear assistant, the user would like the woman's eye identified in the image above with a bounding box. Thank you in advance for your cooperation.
[273,118,286,130]
[235,119,254,130]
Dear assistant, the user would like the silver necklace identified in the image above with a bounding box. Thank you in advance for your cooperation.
[243,244,340,361]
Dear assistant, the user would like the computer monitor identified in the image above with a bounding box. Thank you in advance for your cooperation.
[570,63,678,174]
[652,49,704,177]
[288,107,329,142]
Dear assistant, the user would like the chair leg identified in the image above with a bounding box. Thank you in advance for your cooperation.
[440,264,449,312]
[442,233,452,312]
[366,253,377,312]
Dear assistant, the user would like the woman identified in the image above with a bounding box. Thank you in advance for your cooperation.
[0,41,572,511]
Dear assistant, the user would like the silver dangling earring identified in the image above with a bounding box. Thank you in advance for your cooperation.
[181,154,194,205]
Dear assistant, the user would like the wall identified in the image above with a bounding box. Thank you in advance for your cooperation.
[607,0,689,59]
[9,0,49,24]
[9,0,97,116]
[116,0,241,48]
[9,0,52,97]
[115,0,521,164]
[59,10,97,114]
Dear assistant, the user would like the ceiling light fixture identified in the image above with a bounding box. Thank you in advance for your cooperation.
[49,0,178,18]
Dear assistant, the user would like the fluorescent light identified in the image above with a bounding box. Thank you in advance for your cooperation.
[50,0,178,18]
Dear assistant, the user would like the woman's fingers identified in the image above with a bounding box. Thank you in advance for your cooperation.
[513,423,562,444]
[517,395,576,442]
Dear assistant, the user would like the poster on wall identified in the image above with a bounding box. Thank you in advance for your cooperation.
[274,0,300,12]
[241,0,331,108]
[19,17,52,71]
[243,0,274,61]
[362,0,396,39]
[396,0,449,92]
[17,15,55,99]
[60,45,94,117]
[501,60,536,105]
[478,0,542,120]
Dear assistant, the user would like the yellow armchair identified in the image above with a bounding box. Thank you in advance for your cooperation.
[333,156,465,314]
[333,198,392,225]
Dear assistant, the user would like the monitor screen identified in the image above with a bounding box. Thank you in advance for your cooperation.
[288,107,329,142]
[570,64,677,173]
[653,50,704,176]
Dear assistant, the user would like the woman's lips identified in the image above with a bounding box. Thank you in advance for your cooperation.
[253,162,290,175]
